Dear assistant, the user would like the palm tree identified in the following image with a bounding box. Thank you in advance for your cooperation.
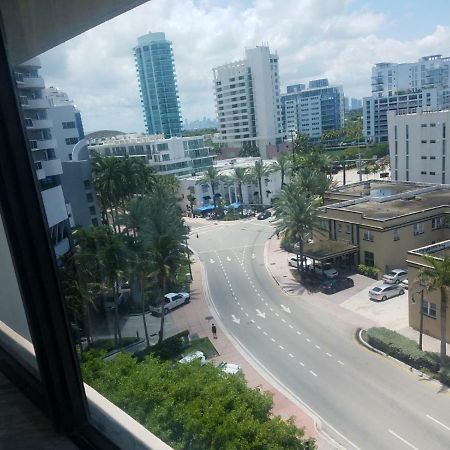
[275,154,291,188]
[250,160,273,207]
[143,184,187,344]
[418,255,450,368]
[295,168,332,205]
[196,167,224,213]
[273,180,319,272]
[186,194,196,216]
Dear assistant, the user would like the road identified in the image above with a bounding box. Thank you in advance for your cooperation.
[189,218,450,450]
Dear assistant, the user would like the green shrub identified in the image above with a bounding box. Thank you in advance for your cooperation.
[89,337,139,353]
[357,264,380,279]
[365,327,440,373]
[135,330,190,361]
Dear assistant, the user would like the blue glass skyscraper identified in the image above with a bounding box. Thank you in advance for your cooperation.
[134,32,182,137]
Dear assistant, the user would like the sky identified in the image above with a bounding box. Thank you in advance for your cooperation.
[39,0,450,134]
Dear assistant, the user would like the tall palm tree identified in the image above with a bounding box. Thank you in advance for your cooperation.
[250,160,273,206]
[418,255,450,368]
[275,154,291,188]
[273,180,319,272]
[295,168,332,204]
[196,167,224,213]
[143,184,187,344]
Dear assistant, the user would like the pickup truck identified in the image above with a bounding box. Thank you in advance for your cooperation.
[149,292,190,315]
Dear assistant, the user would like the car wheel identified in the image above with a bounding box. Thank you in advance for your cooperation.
[164,307,169,315]
[185,298,190,304]
[382,296,387,301]
[399,289,405,295]
[395,279,400,284]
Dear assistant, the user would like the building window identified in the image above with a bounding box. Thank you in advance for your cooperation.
[364,251,374,267]
[430,171,436,175]
[346,224,351,234]
[421,171,427,175]
[422,300,437,319]
[413,222,425,236]
[91,218,99,226]
[430,123,436,127]
[89,206,96,215]
[65,137,78,145]
[68,153,72,160]
[421,124,427,128]
[86,193,93,203]
[421,140,427,144]
[393,229,400,241]
[363,229,374,242]
[432,217,443,230]
[421,156,427,160]
[62,121,76,129]
[430,140,436,144]
[83,179,91,189]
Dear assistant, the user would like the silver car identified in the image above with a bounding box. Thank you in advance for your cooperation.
[382,269,408,284]
[369,283,405,301]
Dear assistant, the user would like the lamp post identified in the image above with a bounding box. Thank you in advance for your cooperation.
[185,236,193,281]
[418,288,425,350]
[290,130,295,157]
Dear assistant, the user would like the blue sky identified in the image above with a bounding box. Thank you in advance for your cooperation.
[40,0,450,133]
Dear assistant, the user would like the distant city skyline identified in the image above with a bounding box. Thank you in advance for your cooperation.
[38,0,450,133]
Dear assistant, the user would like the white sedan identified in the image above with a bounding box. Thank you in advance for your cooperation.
[179,351,207,366]
[369,283,405,301]
[218,361,241,374]
[382,269,408,284]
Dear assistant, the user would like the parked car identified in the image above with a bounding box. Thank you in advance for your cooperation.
[400,279,409,290]
[321,277,354,294]
[256,210,271,220]
[149,292,190,315]
[380,172,390,178]
[288,255,312,268]
[382,269,408,284]
[179,351,206,366]
[218,361,241,374]
[310,262,338,278]
[369,283,405,301]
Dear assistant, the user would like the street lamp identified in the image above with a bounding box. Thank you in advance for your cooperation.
[412,279,428,350]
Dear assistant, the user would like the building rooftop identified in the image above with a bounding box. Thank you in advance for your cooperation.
[409,240,450,260]
[325,182,450,221]
[88,133,204,147]
[330,180,421,197]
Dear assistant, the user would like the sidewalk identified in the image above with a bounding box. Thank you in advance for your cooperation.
[265,234,450,355]
[169,254,333,447]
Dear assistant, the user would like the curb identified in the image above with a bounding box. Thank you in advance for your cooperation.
[263,238,281,286]
[356,329,444,387]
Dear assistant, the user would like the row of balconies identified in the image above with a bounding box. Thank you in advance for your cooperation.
[34,159,63,180]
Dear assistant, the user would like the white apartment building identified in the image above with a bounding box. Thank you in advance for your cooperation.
[15,57,70,257]
[178,158,282,211]
[388,108,449,184]
[213,45,283,157]
[88,134,215,177]
[364,55,450,143]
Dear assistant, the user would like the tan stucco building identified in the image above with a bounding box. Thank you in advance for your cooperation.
[406,241,450,342]
[307,181,450,275]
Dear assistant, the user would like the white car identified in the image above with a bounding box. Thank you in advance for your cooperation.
[149,292,190,315]
[369,283,405,301]
[312,262,338,278]
[218,361,241,375]
[382,269,408,284]
[400,279,409,290]
[179,351,207,366]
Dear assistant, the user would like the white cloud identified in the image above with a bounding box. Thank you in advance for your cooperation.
[38,0,450,133]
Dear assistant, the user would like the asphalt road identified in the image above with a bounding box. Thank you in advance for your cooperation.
[189,218,450,450]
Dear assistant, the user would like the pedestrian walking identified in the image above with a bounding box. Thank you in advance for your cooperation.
[211,323,217,339]
[196,233,199,238]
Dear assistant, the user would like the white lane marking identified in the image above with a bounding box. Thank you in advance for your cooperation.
[271,338,276,342]
[426,414,450,431]
[289,353,294,358]
[289,324,294,329]
[231,315,240,324]
[256,309,266,319]
[315,345,321,350]
[251,253,256,259]
[270,307,273,311]
[299,361,305,367]
[338,360,345,366]
[306,338,311,343]
[250,319,255,323]
[388,430,419,450]
[240,307,244,311]
[279,345,284,350]
[210,258,215,264]
[245,312,249,317]
[282,319,286,323]
[257,293,261,297]
[237,301,240,305]
[326,352,332,357]
[254,288,258,293]
[309,370,318,377]
[257,325,261,330]
[226,256,231,262]
[280,304,291,314]
[263,331,268,336]
[296,331,302,335]
[275,313,279,317]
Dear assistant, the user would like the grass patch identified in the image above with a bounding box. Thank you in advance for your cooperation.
[183,337,219,359]
[364,327,450,386]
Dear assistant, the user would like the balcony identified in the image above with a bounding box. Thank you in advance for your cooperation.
[21,98,48,110]
[25,118,53,130]
[19,76,45,89]
[35,139,57,150]
[41,159,63,177]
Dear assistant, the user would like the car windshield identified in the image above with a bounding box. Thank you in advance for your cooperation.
[372,287,382,292]
[387,272,397,277]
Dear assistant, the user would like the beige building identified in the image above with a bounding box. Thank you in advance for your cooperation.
[406,241,450,342]
[307,180,450,275]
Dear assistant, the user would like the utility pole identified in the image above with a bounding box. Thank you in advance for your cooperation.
[343,161,346,186]
[290,130,295,157]
[418,289,424,350]
[185,236,193,281]
[358,153,362,182]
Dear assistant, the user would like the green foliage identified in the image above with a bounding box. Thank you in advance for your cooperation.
[135,330,190,361]
[81,352,316,450]
[365,328,440,374]
[356,264,380,279]
[89,337,140,353]
[239,141,261,157]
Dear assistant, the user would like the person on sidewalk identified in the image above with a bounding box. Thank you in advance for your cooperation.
[211,323,217,339]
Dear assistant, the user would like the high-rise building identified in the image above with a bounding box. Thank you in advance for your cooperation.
[134,32,182,138]
[388,108,449,184]
[364,55,450,143]
[44,87,100,228]
[14,58,70,257]
[213,45,282,158]
[281,79,344,140]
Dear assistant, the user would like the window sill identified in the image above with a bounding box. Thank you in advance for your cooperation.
[422,314,436,320]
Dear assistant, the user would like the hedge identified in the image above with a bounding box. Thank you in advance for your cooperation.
[135,329,190,361]
[365,327,440,373]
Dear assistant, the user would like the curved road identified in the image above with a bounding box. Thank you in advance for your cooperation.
[189,218,450,450]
